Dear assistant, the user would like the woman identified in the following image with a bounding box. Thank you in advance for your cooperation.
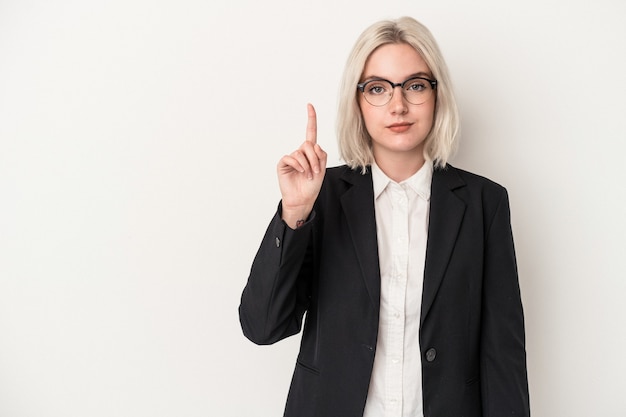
[239,17,529,417]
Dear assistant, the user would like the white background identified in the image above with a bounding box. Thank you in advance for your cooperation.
[1,0,625,416]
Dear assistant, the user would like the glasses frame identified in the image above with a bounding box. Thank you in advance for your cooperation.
[357,76,438,106]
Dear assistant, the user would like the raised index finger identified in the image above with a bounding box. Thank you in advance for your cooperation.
[306,103,317,144]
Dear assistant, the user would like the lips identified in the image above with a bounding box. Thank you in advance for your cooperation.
[387,122,413,133]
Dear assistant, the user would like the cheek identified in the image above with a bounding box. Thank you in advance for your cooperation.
[421,103,436,130]
[428,109,435,128]
[359,105,380,132]
[358,108,373,131]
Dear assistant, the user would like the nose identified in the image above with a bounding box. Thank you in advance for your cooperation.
[389,86,408,114]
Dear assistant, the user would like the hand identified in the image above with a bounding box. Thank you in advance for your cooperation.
[277,103,327,229]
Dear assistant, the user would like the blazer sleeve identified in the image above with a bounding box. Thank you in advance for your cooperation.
[480,188,530,416]
[239,205,315,345]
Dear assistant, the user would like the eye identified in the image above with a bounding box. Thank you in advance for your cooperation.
[366,82,389,95]
[406,80,427,92]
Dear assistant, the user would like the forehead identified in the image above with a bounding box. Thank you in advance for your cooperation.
[362,43,431,79]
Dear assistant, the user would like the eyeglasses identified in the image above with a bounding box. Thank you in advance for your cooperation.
[357,76,437,106]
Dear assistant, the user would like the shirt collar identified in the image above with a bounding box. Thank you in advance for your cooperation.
[371,159,433,201]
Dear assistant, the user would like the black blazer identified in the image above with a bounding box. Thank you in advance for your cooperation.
[239,164,530,417]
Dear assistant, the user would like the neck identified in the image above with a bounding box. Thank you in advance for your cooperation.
[373,150,426,182]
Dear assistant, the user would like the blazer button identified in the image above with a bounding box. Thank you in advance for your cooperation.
[425,348,437,362]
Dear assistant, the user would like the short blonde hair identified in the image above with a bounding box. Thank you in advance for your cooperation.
[337,17,459,172]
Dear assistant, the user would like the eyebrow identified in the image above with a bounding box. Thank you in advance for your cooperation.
[361,71,434,81]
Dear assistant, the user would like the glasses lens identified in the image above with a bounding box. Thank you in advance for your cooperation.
[403,78,434,105]
[361,80,392,106]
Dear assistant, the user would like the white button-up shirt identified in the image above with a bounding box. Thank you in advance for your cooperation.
[363,160,433,417]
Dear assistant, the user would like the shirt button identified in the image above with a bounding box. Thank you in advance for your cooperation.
[392,358,399,364]
[425,348,437,362]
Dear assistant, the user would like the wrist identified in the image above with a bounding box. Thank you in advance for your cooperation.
[281,205,312,230]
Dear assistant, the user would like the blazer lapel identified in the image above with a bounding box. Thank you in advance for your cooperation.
[340,168,381,313]
[421,166,466,327]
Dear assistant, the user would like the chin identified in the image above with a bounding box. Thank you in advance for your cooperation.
[390,137,426,152]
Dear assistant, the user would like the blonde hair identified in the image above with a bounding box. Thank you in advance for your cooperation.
[337,17,459,172]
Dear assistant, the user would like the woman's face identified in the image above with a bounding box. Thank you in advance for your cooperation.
[359,43,435,165]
